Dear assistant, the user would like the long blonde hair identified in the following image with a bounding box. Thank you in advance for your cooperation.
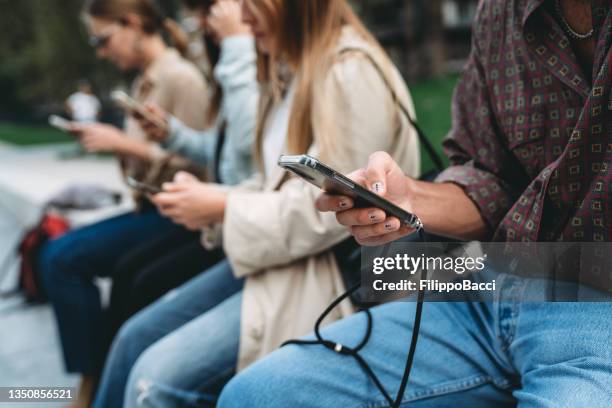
[250,0,387,165]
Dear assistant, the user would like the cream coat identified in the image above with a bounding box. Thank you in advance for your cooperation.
[205,27,421,370]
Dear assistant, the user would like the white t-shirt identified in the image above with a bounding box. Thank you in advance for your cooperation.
[67,92,101,123]
[262,82,296,179]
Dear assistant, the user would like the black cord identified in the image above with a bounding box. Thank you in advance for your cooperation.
[282,228,427,408]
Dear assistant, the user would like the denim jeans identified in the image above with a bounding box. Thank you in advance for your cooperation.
[219,272,612,407]
[93,260,244,408]
[38,208,176,374]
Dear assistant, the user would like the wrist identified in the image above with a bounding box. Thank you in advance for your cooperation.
[214,193,227,222]
[402,176,420,214]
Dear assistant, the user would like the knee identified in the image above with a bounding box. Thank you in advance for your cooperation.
[218,368,265,408]
[124,347,159,407]
[123,340,191,408]
[112,313,154,360]
[218,346,310,408]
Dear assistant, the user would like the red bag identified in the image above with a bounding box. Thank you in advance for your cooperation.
[18,212,70,302]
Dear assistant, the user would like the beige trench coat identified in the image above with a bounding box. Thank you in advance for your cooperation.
[205,27,421,370]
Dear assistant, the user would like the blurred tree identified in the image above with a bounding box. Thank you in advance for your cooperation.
[0,0,179,121]
[0,0,122,120]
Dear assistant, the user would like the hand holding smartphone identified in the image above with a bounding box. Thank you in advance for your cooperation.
[126,176,162,195]
[48,115,77,133]
[278,154,422,229]
[111,91,167,129]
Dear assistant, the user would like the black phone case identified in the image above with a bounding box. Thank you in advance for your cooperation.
[278,155,422,229]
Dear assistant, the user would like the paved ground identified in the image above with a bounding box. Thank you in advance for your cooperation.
[0,294,78,408]
[0,143,131,407]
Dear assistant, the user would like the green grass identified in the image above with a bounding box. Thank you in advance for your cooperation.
[409,74,459,174]
[0,123,74,145]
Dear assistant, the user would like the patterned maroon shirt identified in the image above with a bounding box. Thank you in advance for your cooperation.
[437,0,611,243]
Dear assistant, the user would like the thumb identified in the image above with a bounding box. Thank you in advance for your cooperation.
[161,182,188,193]
[145,103,164,117]
[364,151,394,196]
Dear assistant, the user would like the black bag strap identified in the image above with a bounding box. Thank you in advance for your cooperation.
[339,48,445,172]
[213,121,227,184]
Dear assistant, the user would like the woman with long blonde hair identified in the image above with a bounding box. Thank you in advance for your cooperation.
[94,0,420,406]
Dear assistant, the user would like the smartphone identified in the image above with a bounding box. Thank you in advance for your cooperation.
[278,154,422,229]
[110,90,166,129]
[48,115,76,132]
[126,176,162,195]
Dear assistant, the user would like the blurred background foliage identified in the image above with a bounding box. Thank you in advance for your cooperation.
[0,0,181,122]
[0,0,477,172]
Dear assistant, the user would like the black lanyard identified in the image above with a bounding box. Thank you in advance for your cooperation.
[282,227,427,408]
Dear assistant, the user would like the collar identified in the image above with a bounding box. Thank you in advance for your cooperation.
[521,0,546,27]
[523,0,610,29]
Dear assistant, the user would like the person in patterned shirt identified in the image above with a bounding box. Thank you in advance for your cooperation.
[214,0,612,407]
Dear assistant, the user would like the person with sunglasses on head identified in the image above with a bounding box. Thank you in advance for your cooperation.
[37,1,210,406]
[93,0,421,406]
[218,1,612,407]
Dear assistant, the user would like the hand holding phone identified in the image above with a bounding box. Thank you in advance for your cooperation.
[126,176,162,195]
[111,91,167,130]
[48,115,77,133]
[279,153,424,246]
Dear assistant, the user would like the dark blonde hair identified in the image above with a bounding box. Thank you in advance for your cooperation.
[84,0,190,56]
[248,0,385,163]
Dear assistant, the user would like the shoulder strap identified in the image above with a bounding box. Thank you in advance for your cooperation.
[338,48,445,172]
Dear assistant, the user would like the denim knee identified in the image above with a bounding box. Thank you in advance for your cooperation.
[217,368,263,408]
[218,347,304,408]
[123,344,204,408]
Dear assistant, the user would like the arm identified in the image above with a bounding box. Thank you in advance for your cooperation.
[161,116,218,166]
[74,122,159,162]
[113,136,159,161]
[161,35,259,167]
[214,35,259,156]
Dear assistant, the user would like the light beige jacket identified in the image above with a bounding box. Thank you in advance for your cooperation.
[205,27,421,370]
[123,48,209,204]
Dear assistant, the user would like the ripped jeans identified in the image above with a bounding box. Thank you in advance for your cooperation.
[93,260,243,408]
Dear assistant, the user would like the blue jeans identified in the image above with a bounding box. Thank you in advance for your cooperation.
[38,208,175,374]
[219,272,612,407]
[93,260,244,408]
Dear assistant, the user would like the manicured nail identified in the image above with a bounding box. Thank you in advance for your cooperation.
[369,211,379,222]
[371,182,384,194]
[385,222,394,230]
[339,199,350,209]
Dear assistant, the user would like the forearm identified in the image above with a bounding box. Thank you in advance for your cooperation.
[406,178,488,240]
[114,137,155,161]
[164,116,216,165]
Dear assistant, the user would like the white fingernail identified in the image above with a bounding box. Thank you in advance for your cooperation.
[371,182,384,193]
